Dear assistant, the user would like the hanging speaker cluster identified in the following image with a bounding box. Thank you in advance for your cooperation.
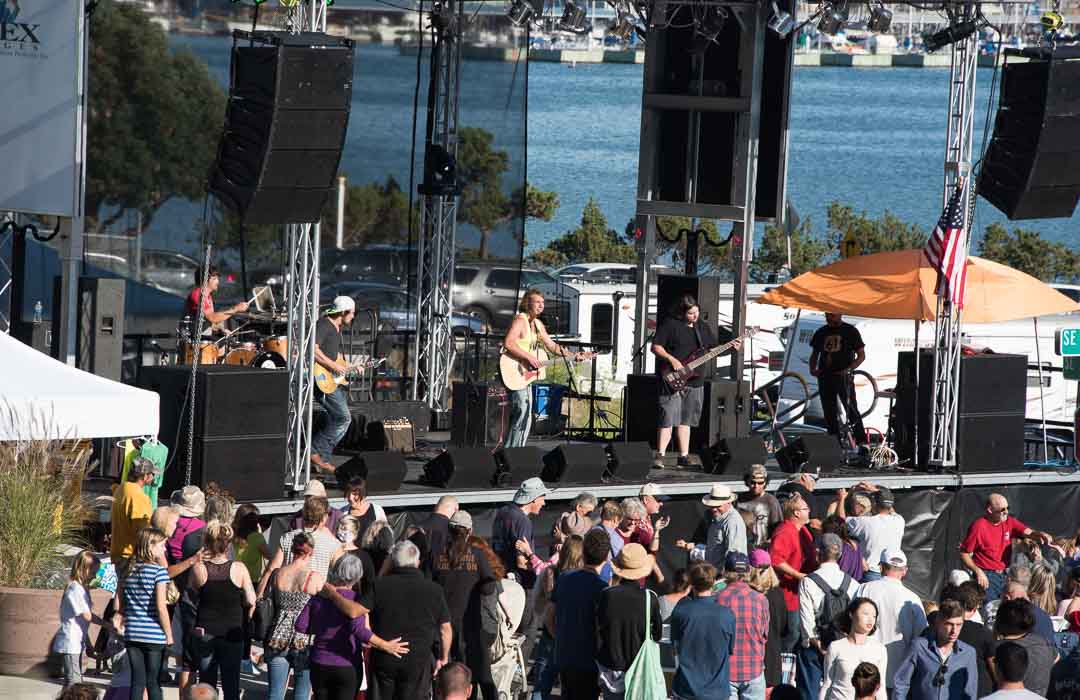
[208,31,355,225]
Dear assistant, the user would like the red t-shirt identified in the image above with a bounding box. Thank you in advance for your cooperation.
[769,520,818,611]
[628,519,654,549]
[183,288,214,319]
[959,515,1028,572]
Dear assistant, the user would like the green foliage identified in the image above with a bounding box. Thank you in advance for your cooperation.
[529,198,635,269]
[320,176,416,249]
[87,1,227,230]
[751,217,830,282]
[825,203,928,255]
[977,223,1077,282]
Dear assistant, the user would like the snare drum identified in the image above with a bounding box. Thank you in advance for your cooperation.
[224,342,258,366]
[180,340,221,365]
[262,336,288,357]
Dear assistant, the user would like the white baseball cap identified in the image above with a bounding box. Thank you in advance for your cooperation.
[639,483,667,500]
[331,296,356,314]
[880,548,908,568]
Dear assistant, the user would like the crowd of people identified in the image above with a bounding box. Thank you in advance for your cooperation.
[49,460,1080,700]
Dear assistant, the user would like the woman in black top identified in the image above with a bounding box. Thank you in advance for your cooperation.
[191,521,257,700]
[433,511,497,700]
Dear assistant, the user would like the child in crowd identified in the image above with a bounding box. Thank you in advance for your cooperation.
[53,550,103,688]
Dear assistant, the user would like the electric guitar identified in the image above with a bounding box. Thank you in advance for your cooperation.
[661,327,759,392]
[314,354,385,394]
[499,348,598,392]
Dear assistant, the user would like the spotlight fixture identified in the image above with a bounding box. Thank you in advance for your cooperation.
[1041,10,1064,32]
[867,2,892,33]
[922,19,978,52]
[817,1,849,35]
[507,0,543,27]
[420,144,458,196]
[768,1,795,37]
[558,0,589,33]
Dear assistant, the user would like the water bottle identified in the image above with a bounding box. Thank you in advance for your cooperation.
[33,300,43,324]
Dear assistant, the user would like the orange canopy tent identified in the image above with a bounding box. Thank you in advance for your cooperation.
[757,249,1080,323]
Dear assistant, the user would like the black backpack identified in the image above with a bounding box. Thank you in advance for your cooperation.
[808,572,852,646]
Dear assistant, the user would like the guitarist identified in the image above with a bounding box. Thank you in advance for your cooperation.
[311,295,359,474]
[651,293,741,468]
[502,288,586,447]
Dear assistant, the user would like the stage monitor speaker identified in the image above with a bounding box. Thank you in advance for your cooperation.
[76,277,125,381]
[424,447,498,489]
[451,382,510,448]
[496,447,545,485]
[608,442,653,481]
[713,436,767,475]
[776,434,843,473]
[208,32,355,225]
[335,451,407,494]
[542,444,608,484]
[977,54,1080,220]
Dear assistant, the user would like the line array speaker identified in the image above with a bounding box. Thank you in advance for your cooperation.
[209,31,355,224]
[424,447,498,489]
[334,451,407,494]
[542,444,608,484]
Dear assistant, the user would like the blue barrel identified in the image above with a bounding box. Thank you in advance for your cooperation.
[533,383,565,421]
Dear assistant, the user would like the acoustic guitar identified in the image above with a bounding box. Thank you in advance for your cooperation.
[661,327,759,392]
[499,348,597,392]
[314,354,385,394]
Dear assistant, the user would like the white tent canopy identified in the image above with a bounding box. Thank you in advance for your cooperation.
[0,331,159,440]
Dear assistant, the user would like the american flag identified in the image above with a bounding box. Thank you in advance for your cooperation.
[924,179,969,308]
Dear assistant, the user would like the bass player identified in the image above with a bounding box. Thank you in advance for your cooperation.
[651,293,741,468]
[311,295,360,474]
[502,288,587,447]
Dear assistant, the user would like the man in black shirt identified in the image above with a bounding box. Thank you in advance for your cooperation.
[809,313,867,445]
[651,293,740,467]
[312,295,358,473]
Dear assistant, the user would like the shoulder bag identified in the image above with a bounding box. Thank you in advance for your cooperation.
[251,568,279,643]
[623,590,667,700]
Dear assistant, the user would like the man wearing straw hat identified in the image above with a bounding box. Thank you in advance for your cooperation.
[596,543,663,700]
[675,484,748,569]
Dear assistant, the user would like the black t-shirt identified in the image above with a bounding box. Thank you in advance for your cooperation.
[315,317,342,361]
[926,613,997,697]
[652,318,717,390]
[810,322,864,374]
[370,567,452,669]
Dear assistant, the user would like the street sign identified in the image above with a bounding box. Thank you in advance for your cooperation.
[1055,328,1080,356]
[841,231,861,259]
[1065,357,1080,380]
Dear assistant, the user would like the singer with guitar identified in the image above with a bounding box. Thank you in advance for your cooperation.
[651,293,741,468]
[311,295,362,474]
[502,288,588,447]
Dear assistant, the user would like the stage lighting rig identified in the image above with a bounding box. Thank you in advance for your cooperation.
[507,0,544,27]
[867,2,892,33]
[420,144,459,196]
[922,19,979,52]
[558,0,590,33]
[817,1,848,35]
[768,1,795,37]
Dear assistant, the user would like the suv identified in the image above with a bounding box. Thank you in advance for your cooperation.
[453,262,577,333]
[322,245,416,287]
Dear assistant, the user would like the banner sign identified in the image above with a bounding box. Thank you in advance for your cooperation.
[0,0,81,217]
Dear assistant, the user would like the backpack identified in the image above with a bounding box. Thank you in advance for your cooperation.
[808,572,852,646]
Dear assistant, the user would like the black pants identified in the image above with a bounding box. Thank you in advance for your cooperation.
[195,634,244,700]
[819,373,867,444]
[372,658,433,700]
[311,662,359,700]
[561,668,600,700]
[127,641,166,700]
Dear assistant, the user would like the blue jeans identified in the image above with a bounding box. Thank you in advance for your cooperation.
[795,646,823,700]
[729,672,766,700]
[861,570,883,583]
[267,648,312,700]
[507,387,532,447]
[984,570,1006,618]
[530,632,558,700]
[313,388,351,461]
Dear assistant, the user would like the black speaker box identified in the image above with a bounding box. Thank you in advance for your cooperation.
[608,442,653,481]
[714,436,767,475]
[209,32,354,224]
[451,382,510,448]
[424,447,498,489]
[776,434,843,473]
[977,54,1080,220]
[76,277,125,381]
[339,401,430,451]
[180,436,287,501]
[335,451,407,494]
[542,444,608,484]
[624,375,743,461]
[496,447,545,485]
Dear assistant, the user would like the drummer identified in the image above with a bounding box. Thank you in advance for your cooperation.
[184,264,248,335]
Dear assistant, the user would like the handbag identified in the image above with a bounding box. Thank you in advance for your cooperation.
[251,569,279,643]
[623,590,667,700]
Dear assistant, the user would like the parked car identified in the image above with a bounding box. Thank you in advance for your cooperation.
[322,245,417,286]
[321,281,485,335]
[553,262,678,284]
[452,262,577,333]
[84,249,241,301]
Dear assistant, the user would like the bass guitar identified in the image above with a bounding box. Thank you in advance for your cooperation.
[314,354,385,394]
[661,327,759,392]
[499,348,598,392]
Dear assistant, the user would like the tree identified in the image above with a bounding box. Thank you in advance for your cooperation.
[751,217,830,282]
[825,203,928,255]
[456,127,558,259]
[86,2,227,231]
[529,198,635,269]
[977,223,1076,281]
[620,216,738,275]
[320,176,416,249]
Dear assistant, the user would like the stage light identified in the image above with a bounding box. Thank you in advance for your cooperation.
[817,1,849,35]
[558,0,589,33]
[867,2,892,33]
[768,1,795,37]
[922,19,978,52]
[507,0,542,27]
[420,144,458,196]
[1041,10,1064,32]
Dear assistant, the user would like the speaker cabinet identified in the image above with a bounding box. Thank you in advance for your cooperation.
[424,447,498,489]
[451,382,510,448]
[977,53,1080,220]
[624,375,741,463]
[714,436,767,475]
[608,442,653,481]
[335,451,407,494]
[542,444,608,484]
[76,277,125,381]
[209,32,355,224]
[656,275,723,379]
[776,434,843,473]
[496,447,545,486]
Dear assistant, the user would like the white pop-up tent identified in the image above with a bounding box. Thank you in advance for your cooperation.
[0,331,159,440]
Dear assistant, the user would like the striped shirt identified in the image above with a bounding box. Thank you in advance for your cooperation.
[122,563,170,644]
[279,528,339,580]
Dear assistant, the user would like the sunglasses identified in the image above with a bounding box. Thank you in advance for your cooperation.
[749,480,767,485]
[932,662,948,688]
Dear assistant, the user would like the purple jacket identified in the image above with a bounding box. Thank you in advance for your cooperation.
[295,589,373,667]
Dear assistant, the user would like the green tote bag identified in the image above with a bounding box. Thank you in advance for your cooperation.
[623,590,667,700]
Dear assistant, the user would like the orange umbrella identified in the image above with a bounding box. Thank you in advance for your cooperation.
[758,249,1080,323]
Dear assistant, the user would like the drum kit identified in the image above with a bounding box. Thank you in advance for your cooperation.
[177,313,289,369]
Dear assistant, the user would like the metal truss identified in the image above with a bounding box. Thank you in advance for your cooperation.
[927,5,979,469]
[0,216,13,333]
[412,0,463,415]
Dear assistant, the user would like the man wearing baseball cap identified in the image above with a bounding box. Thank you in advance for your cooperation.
[737,464,782,549]
[675,484,748,569]
[833,481,905,582]
[491,477,550,588]
[855,549,926,695]
[311,295,358,474]
[714,551,770,700]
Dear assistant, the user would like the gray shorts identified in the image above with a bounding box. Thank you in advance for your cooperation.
[659,385,705,428]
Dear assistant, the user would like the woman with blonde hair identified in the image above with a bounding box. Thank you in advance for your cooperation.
[190,520,256,700]
[1027,564,1057,617]
[120,527,173,700]
[150,506,180,540]
[748,549,787,692]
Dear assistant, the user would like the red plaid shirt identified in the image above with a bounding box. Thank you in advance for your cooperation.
[714,581,769,683]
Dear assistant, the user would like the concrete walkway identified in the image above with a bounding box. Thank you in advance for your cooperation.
[0,668,271,699]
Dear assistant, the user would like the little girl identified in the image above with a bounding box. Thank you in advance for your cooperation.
[53,550,102,687]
